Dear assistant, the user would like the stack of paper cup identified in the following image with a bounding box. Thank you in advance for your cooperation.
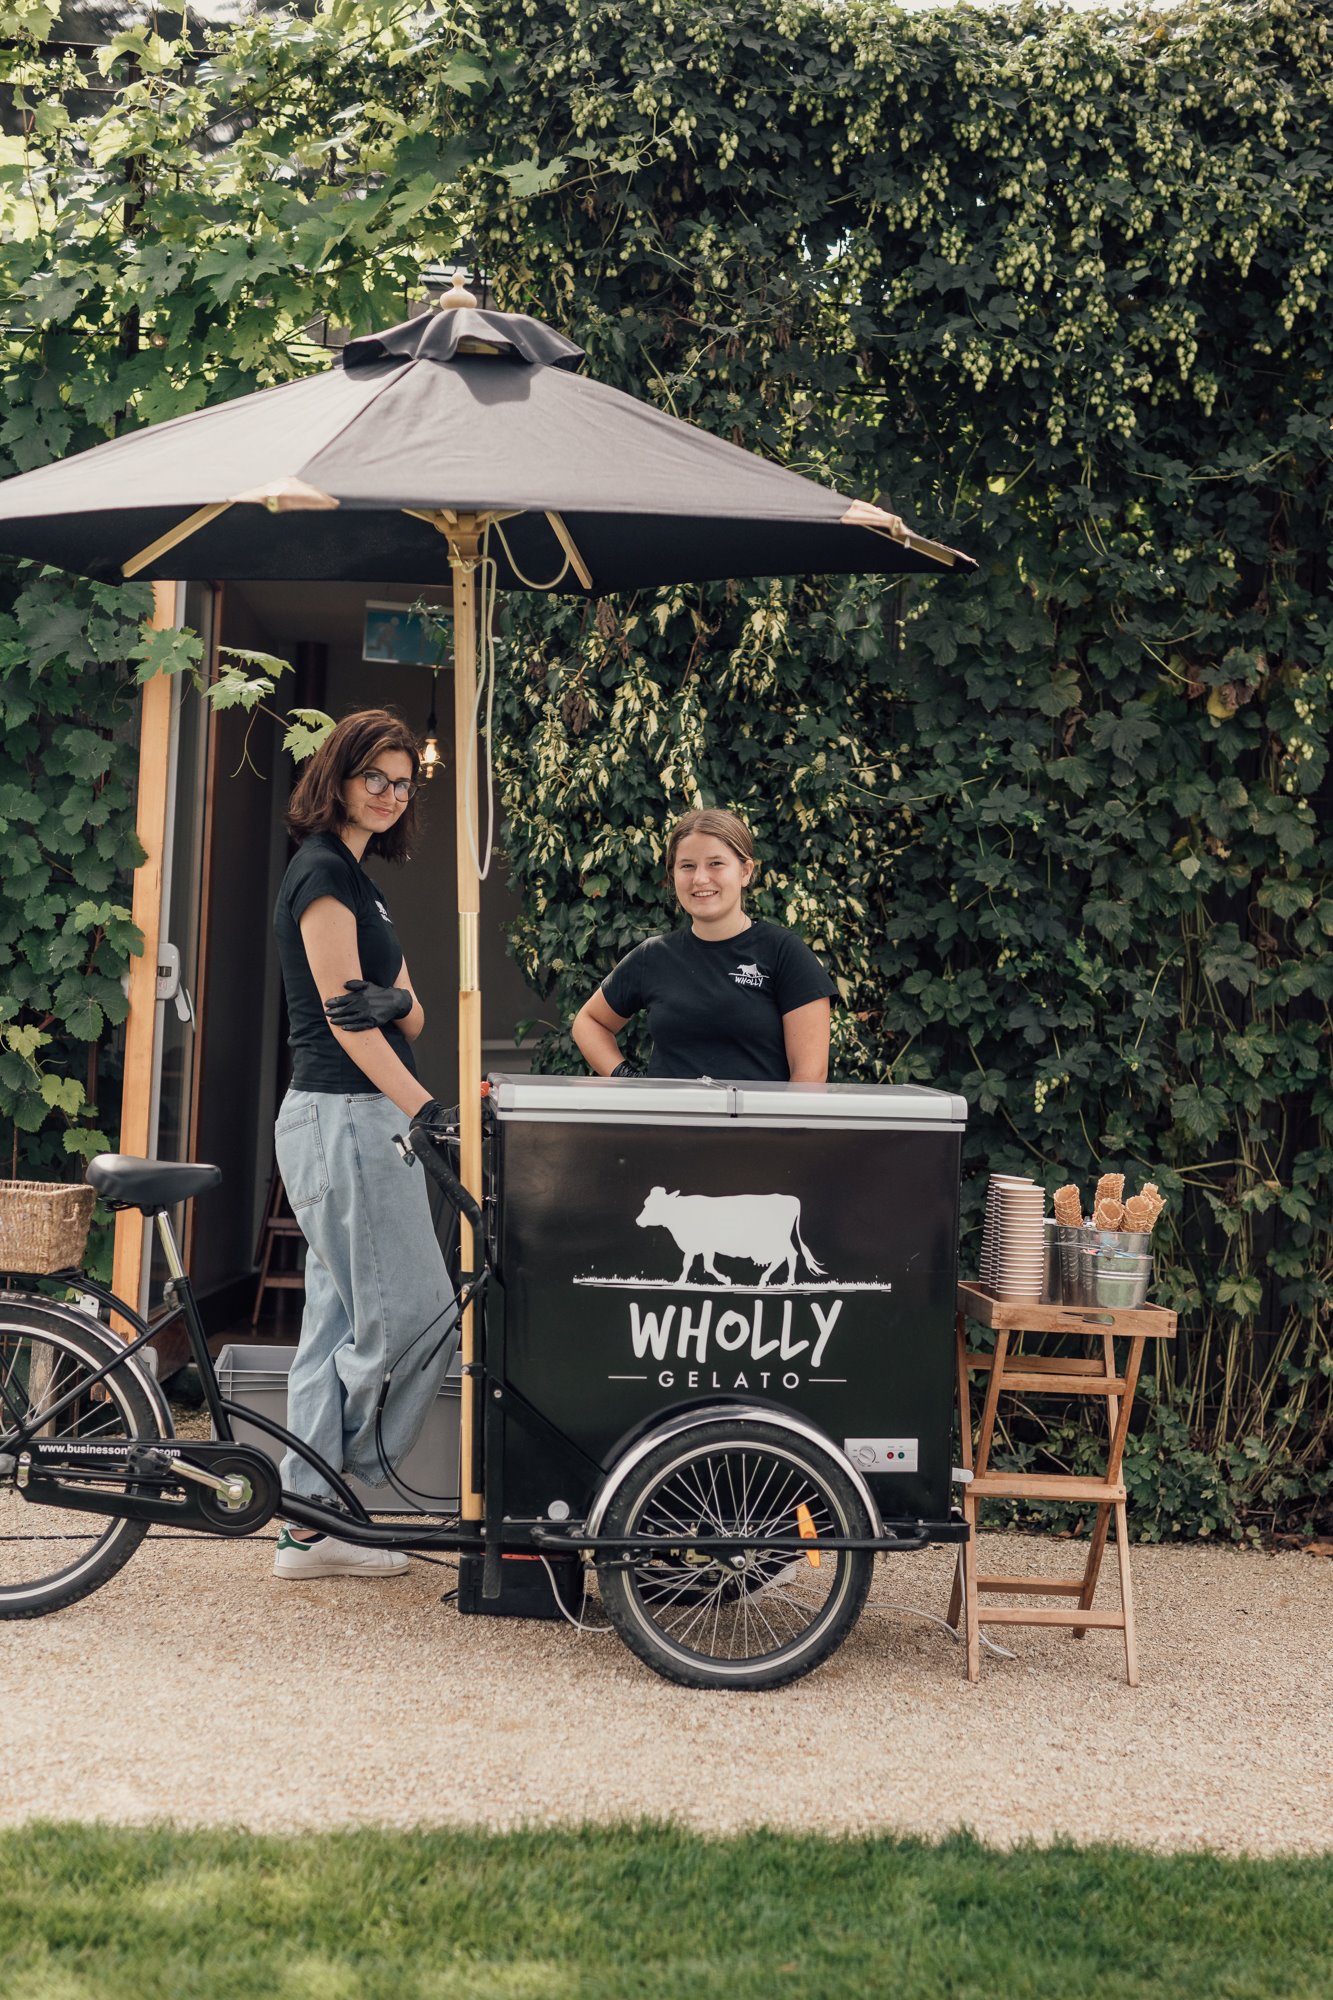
[980,1174,1046,1300]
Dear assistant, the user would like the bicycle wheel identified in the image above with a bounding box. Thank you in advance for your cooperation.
[0,1303,160,1618]
[598,1419,874,1690]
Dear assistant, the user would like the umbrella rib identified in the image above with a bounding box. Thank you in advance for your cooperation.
[406,506,590,590]
[544,512,592,589]
[860,523,963,568]
[402,506,456,530]
[839,500,963,569]
[402,507,524,535]
[122,477,341,579]
[122,500,233,578]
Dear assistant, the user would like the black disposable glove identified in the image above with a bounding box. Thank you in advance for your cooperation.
[611,1061,641,1079]
[324,978,412,1032]
[411,1097,456,1135]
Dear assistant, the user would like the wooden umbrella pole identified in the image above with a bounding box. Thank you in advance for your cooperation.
[448,516,484,1521]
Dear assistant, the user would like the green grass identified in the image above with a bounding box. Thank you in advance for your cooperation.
[1,1823,1329,1999]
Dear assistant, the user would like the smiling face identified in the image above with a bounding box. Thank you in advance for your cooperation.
[340,748,415,847]
[672,830,754,935]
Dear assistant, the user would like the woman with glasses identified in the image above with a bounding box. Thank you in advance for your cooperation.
[269,709,456,1580]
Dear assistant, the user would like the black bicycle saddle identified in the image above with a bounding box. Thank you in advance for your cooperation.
[85,1155,222,1211]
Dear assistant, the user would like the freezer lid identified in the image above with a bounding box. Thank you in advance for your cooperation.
[729,1081,969,1126]
[490,1073,967,1126]
[489,1073,734,1119]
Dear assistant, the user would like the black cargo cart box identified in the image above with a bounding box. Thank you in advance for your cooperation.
[486,1076,966,1531]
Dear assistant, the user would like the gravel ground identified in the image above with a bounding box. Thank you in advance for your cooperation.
[1,1531,1328,1853]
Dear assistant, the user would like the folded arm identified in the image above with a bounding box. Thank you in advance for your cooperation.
[300,897,432,1118]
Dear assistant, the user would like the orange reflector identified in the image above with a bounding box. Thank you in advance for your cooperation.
[795,1502,821,1568]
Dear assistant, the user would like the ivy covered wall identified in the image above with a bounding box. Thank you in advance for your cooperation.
[465,0,1332,1538]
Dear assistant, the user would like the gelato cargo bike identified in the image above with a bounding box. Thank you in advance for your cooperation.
[0,1078,968,1690]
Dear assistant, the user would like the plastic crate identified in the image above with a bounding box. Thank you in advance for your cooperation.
[213,1343,461,1513]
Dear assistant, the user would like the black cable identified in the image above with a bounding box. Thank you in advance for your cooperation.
[365,1273,487,1509]
[371,1395,463,1509]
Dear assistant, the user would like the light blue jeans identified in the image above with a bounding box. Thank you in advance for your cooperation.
[274,1089,458,1502]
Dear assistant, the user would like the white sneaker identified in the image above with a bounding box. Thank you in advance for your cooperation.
[273,1526,409,1579]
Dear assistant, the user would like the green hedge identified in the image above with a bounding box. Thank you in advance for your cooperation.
[469,0,1332,1538]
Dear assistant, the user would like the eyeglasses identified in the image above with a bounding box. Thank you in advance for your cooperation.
[358,768,417,802]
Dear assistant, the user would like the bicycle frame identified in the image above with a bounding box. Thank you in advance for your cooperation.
[6,1206,484,1554]
[6,1195,961,1567]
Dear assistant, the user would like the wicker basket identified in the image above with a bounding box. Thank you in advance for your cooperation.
[0,1180,96,1275]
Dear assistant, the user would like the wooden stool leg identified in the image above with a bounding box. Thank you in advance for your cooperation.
[955,1310,974,1469]
[963,1492,981,1682]
[974,1329,1009,1476]
[1072,1332,1119,1641]
[1071,1502,1113,1641]
[1114,1499,1139,1685]
[946,1550,963,1633]
[947,1309,971,1638]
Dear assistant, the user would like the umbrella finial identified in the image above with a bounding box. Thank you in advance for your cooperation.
[437,267,478,311]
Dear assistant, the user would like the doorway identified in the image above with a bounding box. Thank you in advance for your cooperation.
[172,579,543,1328]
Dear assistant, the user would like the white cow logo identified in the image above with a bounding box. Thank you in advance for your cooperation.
[636,1186,825,1288]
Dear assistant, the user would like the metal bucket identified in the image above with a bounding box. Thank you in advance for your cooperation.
[1056,1223,1096,1305]
[1090,1230,1150,1255]
[1087,1248,1152,1309]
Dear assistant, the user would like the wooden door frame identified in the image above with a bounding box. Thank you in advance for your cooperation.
[110,580,178,1331]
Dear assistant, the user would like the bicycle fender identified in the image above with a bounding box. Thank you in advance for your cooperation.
[585,1403,885,1540]
[0,1291,175,1438]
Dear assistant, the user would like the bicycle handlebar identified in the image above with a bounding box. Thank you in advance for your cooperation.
[407,1122,486,1235]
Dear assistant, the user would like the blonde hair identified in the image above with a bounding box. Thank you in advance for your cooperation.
[665,809,756,877]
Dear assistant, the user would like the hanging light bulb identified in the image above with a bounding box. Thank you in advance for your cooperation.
[420,669,443,780]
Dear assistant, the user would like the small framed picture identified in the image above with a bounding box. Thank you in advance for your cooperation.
[362,601,450,666]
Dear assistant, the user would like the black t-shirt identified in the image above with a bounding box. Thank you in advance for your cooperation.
[600,919,836,1081]
[273,832,417,1093]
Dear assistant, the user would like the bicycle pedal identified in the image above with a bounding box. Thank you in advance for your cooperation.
[127,1445,174,1476]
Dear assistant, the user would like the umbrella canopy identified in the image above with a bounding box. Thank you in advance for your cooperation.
[0,301,971,590]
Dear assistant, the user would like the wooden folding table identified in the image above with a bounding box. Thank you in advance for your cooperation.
[947,1281,1177,1684]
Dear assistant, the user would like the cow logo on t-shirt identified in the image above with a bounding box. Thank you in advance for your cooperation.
[731,961,766,989]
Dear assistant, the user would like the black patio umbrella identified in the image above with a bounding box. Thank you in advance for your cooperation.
[0,288,967,590]
[0,272,973,1514]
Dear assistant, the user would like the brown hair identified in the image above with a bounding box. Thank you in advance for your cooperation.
[286,708,421,862]
[665,809,756,878]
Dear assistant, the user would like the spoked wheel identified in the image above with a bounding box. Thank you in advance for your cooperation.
[0,1304,161,1618]
[598,1420,874,1689]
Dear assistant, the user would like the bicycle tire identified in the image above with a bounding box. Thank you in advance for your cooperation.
[0,1302,160,1619]
[598,1419,874,1691]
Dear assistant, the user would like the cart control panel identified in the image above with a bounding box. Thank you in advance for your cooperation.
[844,1437,919,1473]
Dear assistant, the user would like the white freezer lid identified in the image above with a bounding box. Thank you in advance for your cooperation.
[490,1074,733,1119]
[729,1081,968,1126]
[490,1074,968,1126]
